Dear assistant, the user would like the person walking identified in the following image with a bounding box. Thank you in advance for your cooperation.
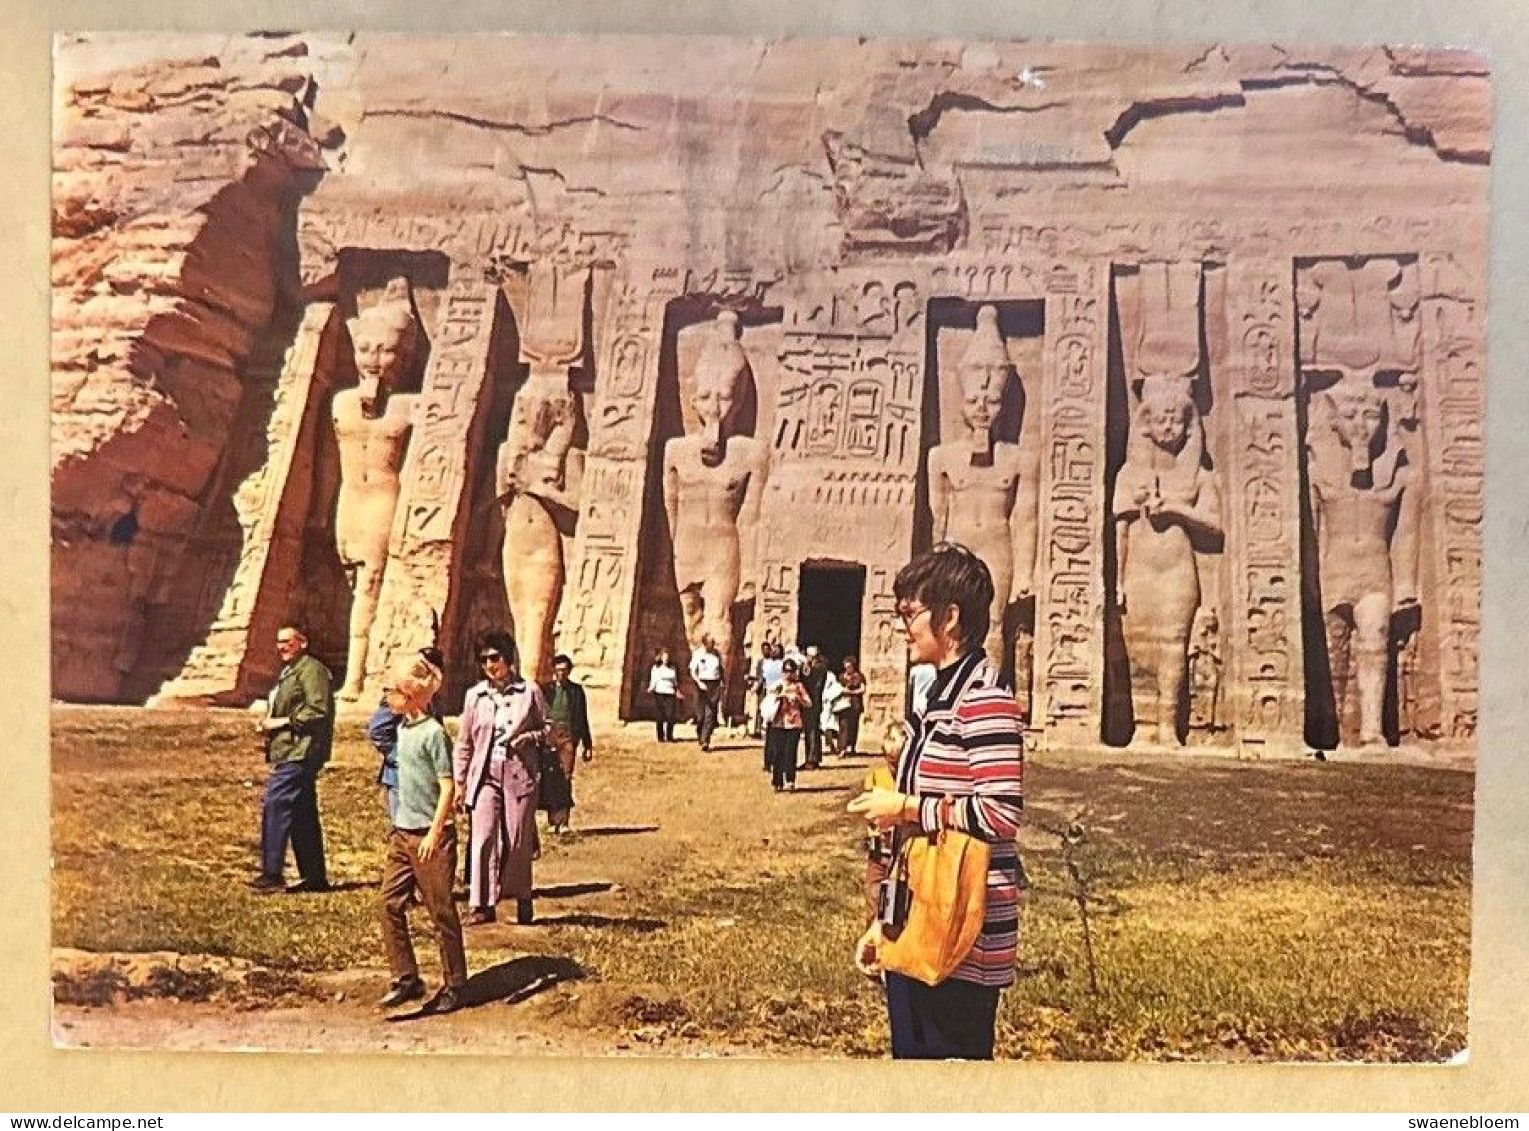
[801,645,828,769]
[764,658,812,792]
[689,634,723,751]
[539,653,594,834]
[454,630,546,927]
[848,542,1026,1060]
[647,648,680,742]
[248,623,333,895]
[367,645,447,822]
[376,652,467,1014]
[837,656,867,756]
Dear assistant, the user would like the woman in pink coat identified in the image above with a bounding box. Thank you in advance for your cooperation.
[453,630,547,926]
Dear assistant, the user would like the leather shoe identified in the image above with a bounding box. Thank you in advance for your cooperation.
[247,875,284,895]
[425,986,462,1014]
[285,879,331,894]
[465,907,495,926]
[515,898,534,925]
[377,975,425,1009]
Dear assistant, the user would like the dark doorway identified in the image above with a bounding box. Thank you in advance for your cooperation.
[796,562,866,669]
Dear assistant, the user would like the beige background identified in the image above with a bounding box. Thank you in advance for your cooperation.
[6,0,1525,1112]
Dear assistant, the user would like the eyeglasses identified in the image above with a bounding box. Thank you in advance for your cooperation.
[478,651,505,664]
[897,604,932,628]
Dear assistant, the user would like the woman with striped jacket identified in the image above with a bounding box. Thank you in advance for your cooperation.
[848,542,1026,1060]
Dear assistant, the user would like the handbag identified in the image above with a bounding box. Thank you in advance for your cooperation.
[760,691,781,726]
[877,812,991,987]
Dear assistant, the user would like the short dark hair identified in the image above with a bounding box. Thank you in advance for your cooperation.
[892,542,993,654]
[782,659,799,675]
[477,630,519,670]
[553,653,573,669]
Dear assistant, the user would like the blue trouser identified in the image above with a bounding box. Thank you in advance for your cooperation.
[885,971,1001,1060]
[260,758,328,885]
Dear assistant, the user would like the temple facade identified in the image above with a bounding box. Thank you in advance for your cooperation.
[50,35,1488,754]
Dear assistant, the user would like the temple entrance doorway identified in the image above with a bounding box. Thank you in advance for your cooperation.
[796,561,866,669]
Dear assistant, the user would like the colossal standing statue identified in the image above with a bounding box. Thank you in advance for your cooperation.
[332,278,421,701]
[496,261,588,686]
[498,370,584,685]
[926,305,1037,669]
[1308,379,1420,747]
[1112,378,1223,745]
[662,311,767,679]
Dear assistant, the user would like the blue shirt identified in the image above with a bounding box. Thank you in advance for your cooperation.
[393,716,452,830]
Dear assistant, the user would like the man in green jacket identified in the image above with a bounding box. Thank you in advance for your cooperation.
[249,623,334,894]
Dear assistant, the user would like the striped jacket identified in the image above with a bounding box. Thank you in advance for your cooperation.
[894,649,1026,987]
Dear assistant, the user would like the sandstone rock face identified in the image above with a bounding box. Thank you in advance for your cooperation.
[51,35,1487,754]
[52,35,333,702]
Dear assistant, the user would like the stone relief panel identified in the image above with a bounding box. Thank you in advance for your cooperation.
[365,277,502,693]
[1032,263,1111,743]
[1297,256,1425,750]
[1417,252,1483,743]
[1224,260,1304,750]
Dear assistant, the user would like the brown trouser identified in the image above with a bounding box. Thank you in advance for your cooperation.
[381,825,467,989]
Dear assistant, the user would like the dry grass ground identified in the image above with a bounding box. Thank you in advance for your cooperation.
[50,706,1472,1060]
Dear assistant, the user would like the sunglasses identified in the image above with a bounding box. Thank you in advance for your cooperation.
[479,651,505,664]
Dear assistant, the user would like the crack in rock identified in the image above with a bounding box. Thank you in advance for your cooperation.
[364,106,646,137]
[907,90,1069,144]
[1103,91,1246,150]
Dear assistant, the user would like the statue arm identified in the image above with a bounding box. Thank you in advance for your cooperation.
[1160,471,1225,539]
[662,442,680,541]
[1392,469,1421,607]
[1113,516,1130,610]
[739,444,768,583]
[927,449,951,542]
[1009,453,1037,601]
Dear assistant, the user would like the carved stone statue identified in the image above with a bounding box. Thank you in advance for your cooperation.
[332,278,420,701]
[1112,378,1223,745]
[662,311,767,677]
[498,368,584,685]
[1308,379,1421,747]
[926,305,1037,667]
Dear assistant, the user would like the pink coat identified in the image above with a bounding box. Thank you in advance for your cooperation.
[453,678,547,808]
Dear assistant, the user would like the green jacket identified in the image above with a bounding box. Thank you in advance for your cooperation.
[265,653,335,766]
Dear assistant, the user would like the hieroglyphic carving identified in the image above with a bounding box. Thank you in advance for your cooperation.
[1226,261,1303,745]
[563,269,683,683]
[151,302,339,703]
[365,279,498,687]
[1418,252,1484,740]
[1033,265,1108,738]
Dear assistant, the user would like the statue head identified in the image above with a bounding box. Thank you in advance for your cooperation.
[1136,377,1195,454]
[1324,380,1386,475]
[957,305,1012,445]
[347,278,419,417]
[691,311,750,466]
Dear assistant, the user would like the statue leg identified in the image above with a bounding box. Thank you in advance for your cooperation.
[1324,606,1354,744]
[1353,592,1391,748]
[503,497,565,685]
[678,586,705,650]
[1155,631,1189,747]
[339,557,384,701]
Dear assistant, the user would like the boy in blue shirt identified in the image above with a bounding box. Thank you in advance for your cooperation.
[377,654,467,1014]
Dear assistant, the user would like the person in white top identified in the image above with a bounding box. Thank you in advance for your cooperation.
[647,648,680,743]
[688,635,724,751]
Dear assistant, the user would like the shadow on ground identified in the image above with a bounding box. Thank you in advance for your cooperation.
[387,955,585,1020]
